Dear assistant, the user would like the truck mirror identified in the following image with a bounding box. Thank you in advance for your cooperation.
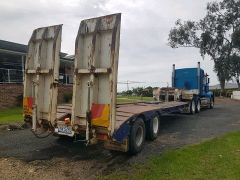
[208,78,210,84]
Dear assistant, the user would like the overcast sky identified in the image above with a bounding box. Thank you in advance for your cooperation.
[0,0,220,91]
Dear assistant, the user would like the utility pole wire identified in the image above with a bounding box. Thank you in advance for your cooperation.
[118,80,146,91]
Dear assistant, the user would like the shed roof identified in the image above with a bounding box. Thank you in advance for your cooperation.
[0,39,27,53]
[0,39,72,60]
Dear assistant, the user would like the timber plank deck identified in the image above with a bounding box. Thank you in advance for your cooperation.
[56,101,188,129]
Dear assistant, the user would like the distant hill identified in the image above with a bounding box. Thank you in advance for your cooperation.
[210,83,238,90]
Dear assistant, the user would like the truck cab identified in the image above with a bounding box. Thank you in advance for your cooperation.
[172,62,214,112]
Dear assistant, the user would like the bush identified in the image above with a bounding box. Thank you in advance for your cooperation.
[211,88,238,97]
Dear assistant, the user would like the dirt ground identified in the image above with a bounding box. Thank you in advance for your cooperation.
[1,98,240,179]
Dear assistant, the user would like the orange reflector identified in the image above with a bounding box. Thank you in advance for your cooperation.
[23,97,33,116]
[91,103,110,128]
[96,133,109,141]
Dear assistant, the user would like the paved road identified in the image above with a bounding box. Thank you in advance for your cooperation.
[1,98,240,179]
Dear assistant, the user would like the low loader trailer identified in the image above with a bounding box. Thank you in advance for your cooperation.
[23,13,213,154]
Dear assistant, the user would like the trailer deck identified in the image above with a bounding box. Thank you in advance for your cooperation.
[115,101,188,128]
[56,101,188,130]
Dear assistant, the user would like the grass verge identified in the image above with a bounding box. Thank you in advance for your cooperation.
[101,131,240,180]
[0,107,23,124]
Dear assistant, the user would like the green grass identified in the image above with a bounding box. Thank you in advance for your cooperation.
[102,131,240,180]
[0,107,23,124]
[117,96,153,104]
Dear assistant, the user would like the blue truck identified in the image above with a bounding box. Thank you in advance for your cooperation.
[172,62,214,113]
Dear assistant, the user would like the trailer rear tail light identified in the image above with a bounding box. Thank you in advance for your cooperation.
[64,117,71,125]
[96,133,109,141]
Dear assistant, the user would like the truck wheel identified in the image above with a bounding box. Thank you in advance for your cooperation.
[189,99,196,114]
[209,98,214,109]
[196,100,201,113]
[146,114,159,140]
[129,118,146,155]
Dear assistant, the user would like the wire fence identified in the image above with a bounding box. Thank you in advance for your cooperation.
[0,68,168,87]
[0,68,23,83]
[59,73,73,85]
[0,68,73,85]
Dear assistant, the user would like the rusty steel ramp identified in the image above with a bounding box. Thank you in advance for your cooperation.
[24,25,62,130]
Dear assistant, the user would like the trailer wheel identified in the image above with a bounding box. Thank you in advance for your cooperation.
[147,114,160,140]
[189,99,196,114]
[129,118,145,155]
[209,98,214,109]
[196,100,201,113]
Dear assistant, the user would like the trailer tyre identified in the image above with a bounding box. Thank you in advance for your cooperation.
[209,98,214,109]
[196,100,201,113]
[129,118,146,155]
[189,99,196,114]
[147,114,160,141]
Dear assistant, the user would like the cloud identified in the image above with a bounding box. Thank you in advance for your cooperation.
[0,0,219,91]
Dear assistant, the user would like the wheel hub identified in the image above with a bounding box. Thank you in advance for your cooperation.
[153,117,159,134]
[197,101,200,111]
[191,101,195,113]
[136,126,143,147]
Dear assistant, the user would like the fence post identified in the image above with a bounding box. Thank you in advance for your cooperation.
[7,69,10,83]
[22,56,25,82]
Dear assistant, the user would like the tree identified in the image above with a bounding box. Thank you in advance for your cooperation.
[214,58,232,91]
[232,29,240,89]
[229,54,240,89]
[168,0,240,92]
[142,86,153,97]
[132,87,144,96]
[232,29,240,48]
[121,90,133,96]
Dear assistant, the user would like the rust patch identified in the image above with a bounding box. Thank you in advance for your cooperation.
[49,69,53,74]
[90,18,101,67]
[90,65,96,73]
[105,15,113,24]
[52,25,62,72]
[74,68,78,75]
[107,68,112,73]
[36,67,41,75]
[110,14,121,52]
